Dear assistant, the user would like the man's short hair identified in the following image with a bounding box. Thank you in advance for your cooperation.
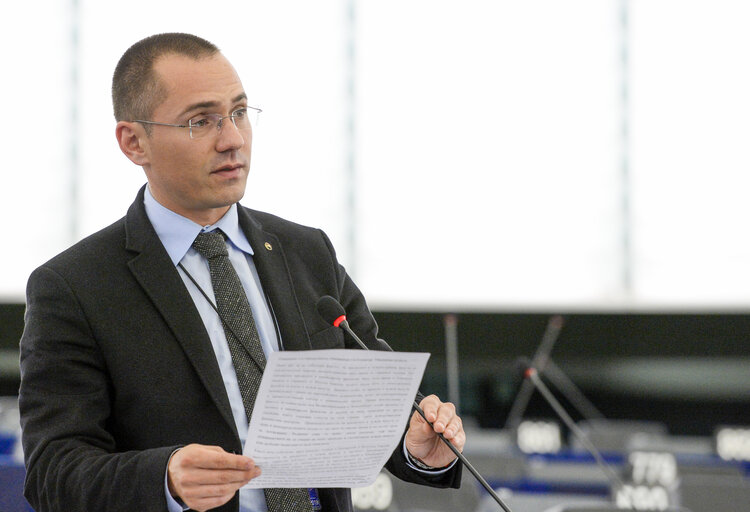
[112,33,219,125]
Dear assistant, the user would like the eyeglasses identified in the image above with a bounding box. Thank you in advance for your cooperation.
[134,106,261,140]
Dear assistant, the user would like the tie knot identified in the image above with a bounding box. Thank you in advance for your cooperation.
[192,231,228,259]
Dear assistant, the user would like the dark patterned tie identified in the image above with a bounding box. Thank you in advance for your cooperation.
[192,231,314,512]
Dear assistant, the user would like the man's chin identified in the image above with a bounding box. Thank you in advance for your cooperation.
[210,186,247,209]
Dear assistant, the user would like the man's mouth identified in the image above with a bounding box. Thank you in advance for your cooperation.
[212,163,245,176]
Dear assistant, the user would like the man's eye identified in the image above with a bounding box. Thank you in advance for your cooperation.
[232,108,247,118]
[190,116,211,127]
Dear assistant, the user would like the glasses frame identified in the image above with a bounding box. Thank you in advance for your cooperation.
[133,106,262,139]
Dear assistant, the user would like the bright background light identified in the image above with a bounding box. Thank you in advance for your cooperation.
[3,0,750,310]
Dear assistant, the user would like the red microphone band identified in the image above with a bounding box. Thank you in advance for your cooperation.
[524,367,537,379]
[333,315,347,328]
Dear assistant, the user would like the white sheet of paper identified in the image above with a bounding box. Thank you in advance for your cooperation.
[242,349,429,489]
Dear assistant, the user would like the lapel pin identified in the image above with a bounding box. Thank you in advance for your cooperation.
[264,242,273,251]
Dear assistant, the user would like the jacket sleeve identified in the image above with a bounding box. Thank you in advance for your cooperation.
[19,265,179,512]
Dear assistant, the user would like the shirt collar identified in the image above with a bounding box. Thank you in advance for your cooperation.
[143,185,254,265]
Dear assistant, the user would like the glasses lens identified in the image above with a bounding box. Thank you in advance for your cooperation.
[188,115,218,139]
[187,109,260,139]
[232,108,257,132]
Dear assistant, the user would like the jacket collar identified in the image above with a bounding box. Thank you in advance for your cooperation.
[236,205,312,352]
[124,185,240,441]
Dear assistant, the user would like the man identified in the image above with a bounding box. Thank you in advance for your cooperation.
[19,33,464,512]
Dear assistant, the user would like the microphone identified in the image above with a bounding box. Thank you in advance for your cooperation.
[505,315,604,431]
[515,358,629,497]
[316,296,368,349]
[504,315,565,430]
[316,295,513,512]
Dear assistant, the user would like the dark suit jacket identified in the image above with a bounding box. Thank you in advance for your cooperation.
[19,186,461,512]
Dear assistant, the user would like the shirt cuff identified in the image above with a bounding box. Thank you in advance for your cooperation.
[165,448,189,512]
[402,439,458,475]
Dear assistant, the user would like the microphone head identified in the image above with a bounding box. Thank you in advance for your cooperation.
[549,314,565,330]
[514,357,536,380]
[316,295,347,326]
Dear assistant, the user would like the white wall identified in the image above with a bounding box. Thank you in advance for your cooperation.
[3,0,750,310]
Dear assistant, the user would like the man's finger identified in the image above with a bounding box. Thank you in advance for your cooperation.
[442,415,463,439]
[178,467,260,486]
[418,394,441,423]
[432,401,457,432]
[175,444,254,470]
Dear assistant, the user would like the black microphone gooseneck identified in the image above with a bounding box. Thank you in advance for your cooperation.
[516,358,630,502]
[316,296,513,512]
[504,315,565,430]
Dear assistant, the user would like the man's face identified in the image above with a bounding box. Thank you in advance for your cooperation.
[137,53,251,225]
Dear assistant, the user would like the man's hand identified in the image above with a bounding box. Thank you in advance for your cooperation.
[404,394,465,469]
[167,444,261,511]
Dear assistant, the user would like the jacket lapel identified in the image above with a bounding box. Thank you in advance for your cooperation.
[238,207,313,352]
[124,188,239,439]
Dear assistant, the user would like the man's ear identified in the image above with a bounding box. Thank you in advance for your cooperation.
[116,121,150,166]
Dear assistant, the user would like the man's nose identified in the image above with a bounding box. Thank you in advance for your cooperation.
[215,118,247,151]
